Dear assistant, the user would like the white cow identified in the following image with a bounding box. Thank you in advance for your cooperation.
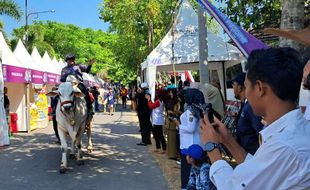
[47,81,89,173]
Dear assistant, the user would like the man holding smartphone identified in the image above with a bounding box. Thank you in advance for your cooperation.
[200,47,310,190]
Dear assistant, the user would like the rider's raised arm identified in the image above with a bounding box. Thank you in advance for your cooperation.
[79,58,95,73]
[79,64,92,73]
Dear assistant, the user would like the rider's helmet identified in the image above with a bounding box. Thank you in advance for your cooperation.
[65,54,76,62]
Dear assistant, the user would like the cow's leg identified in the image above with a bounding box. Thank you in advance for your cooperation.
[75,126,85,166]
[68,127,76,160]
[58,128,68,174]
[86,122,93,153]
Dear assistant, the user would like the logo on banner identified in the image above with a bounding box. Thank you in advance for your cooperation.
[2,65,7,82]
[43,73,48,83]
[25,69,32,82]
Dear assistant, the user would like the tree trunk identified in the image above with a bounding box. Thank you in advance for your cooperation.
[147,20,154,52]
[198,6,209,84]
[279,0,305,51]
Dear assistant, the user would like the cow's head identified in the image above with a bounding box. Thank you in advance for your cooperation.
[47,82,84,112]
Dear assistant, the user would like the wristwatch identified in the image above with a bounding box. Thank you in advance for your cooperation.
[205,141,220,152]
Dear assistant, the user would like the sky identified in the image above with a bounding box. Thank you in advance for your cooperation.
[1,0,110,38]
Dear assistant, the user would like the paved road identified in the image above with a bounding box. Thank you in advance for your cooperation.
[0,107,168,190]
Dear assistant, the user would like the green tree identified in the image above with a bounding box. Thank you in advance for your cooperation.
[0,0,22,44]
[99,0,179,70]
[99,0,219,83]
[11,21,130,83]
[0,0,22,20]
[216,0,282,30]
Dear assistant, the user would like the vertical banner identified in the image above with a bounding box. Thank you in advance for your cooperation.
[197,0,269,57]
[0,61,9,146]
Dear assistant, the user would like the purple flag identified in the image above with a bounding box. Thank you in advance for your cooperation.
[197,0,269,57]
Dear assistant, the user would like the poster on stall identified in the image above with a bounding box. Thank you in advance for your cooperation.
[29,103,39,130]
[29,89,49,131]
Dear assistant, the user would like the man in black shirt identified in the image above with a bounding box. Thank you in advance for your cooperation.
[136,83,152,146]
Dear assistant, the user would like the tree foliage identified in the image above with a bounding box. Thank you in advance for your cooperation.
[10,21,136,83]
[0,0,22,20]
[216,0,282,30]
[99,0,180,73]
[99,0,220,84]
[0,0,22,44]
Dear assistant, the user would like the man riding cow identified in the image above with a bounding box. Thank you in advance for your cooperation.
[60,54,96,115]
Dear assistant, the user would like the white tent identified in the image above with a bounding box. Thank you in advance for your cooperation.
[58,58,66,75]
[42,52,58,85]
[14,40,45,85]
[0,32,28,132]
[31,47,48,84]
[94,75,105,88]
[82,73,97,88]
[42,51,52,73]
[51,57,61,75]
[142,0,244,98]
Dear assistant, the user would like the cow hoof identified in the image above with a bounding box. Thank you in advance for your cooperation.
[87,147,93,153]
[76,160,84,166]
[59,167,67,174]
[69,154,76,160]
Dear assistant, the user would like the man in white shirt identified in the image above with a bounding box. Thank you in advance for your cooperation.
[200,47,310,190]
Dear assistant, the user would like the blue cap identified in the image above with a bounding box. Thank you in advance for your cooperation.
[232,72,246,86]
[181,144,204,160]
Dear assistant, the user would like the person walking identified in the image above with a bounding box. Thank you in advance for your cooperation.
[120,85,128,109]
[104,87,116,115]
[50,86,60,143]
[91,86,100,112]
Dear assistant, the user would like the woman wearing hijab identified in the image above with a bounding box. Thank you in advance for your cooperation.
[173,88,207,189]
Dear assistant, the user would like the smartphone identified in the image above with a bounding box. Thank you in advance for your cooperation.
[208,111,214,123]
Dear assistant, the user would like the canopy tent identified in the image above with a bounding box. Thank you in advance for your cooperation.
[0,32,28,132]
[31,47,48,84]
[58,58,66,75]
[51,57,61,75]
[141,0,244,98]
[82,72,98,88]
[94,75,105,88]
[42,52,59,85]
[14,40,45,84]
[0,33,30,83]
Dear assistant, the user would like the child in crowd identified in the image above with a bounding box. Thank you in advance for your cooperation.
[182,144,216,190]
[104,87,115,115]
[145,90,166,153]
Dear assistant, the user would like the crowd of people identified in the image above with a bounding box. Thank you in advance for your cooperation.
[133,47,310,190]
[2,43,309,189]
[133,75,226,189]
